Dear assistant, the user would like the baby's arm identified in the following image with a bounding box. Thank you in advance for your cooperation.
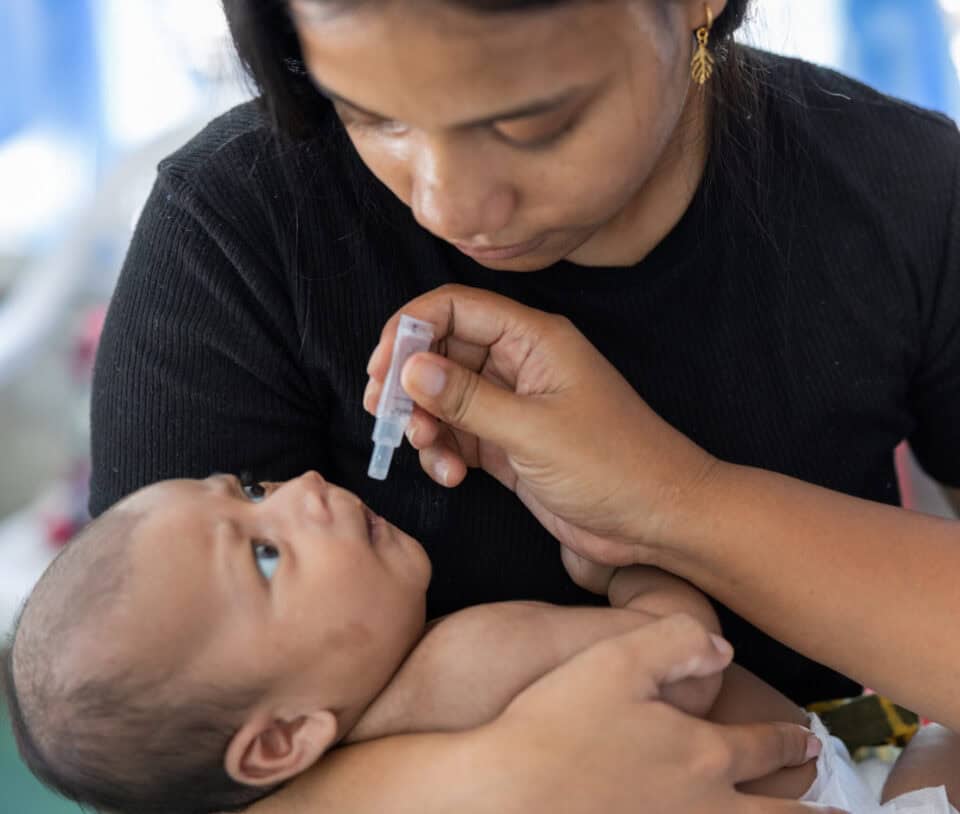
[348,600,679,743]
[350,572,815,800]
[607,566,720,631]
[350,569,725,742]
[607,567,816,798]
[607,566,723,716]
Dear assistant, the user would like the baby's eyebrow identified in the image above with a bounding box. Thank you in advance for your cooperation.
[206,474,240,497]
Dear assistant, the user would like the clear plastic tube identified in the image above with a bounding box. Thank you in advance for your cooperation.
[368,315,435,480]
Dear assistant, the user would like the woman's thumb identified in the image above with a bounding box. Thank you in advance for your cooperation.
[401,351,526,450]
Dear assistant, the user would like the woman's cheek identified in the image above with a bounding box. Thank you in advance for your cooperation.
[347,131,416,206]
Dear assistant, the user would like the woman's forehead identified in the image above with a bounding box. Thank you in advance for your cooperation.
[292,0,650,123]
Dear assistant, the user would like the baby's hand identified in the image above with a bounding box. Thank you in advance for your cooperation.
[607,568,726,719]
[560,545,617,594]
[659,668,725,719]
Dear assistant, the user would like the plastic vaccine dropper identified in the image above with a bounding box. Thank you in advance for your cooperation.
[368,315,435,480]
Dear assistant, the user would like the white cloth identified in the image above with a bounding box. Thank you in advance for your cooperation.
[801,715,957,813]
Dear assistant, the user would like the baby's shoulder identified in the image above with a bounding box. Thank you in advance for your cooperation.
[417,600,640,666]
[422,601,562,650]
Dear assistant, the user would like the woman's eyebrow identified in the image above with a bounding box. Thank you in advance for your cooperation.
[315,82,585,127]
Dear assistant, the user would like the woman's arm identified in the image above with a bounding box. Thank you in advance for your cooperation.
[665,461,960,730]
[247,618,821,814]
[367,285,960,729]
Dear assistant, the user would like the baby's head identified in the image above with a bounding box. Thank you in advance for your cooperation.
[2,471,431,814]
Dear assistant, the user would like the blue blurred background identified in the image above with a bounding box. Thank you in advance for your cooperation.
[1,1,959,810]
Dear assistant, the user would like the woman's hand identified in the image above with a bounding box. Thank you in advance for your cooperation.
[364,284,716,574]
[476,615,829,814]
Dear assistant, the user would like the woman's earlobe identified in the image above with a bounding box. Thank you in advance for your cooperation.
[224,709,339,787]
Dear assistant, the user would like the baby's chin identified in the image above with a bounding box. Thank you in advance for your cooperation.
[381,520,433,590]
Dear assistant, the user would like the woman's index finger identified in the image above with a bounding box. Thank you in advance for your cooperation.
[368,284,549,380]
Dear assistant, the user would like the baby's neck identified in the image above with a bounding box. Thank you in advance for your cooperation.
[341,619,442,744]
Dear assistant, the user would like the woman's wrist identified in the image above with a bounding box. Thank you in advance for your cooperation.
[626,438,729,574]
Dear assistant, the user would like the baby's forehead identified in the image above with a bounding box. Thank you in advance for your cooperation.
[117,479,219,528]
[126,477,210,505]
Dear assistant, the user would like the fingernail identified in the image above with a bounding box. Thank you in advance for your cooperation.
[406,358,446,397]
[405,423,418,446]
[709,634,733,659]
[363,378,376,408]
[433,459,449,486]
[805,733,822,761]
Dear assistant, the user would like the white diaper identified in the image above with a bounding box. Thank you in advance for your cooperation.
[801,714,957,814]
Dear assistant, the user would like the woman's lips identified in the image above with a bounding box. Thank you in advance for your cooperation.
[454,235,546,261]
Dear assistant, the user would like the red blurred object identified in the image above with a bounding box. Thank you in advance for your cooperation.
[71,304,106,381]
[895,441,915,509]
[44,513,79,547]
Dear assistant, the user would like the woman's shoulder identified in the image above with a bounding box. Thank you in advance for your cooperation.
[157,100,274,184]
[746,49,960,235]
[753,48,959,143]
[154,99,371,214]
[748,50,960,175]
[143,98,422,271]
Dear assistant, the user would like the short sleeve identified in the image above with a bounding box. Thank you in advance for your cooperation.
[89,171,332,515]
[908,148,960,488]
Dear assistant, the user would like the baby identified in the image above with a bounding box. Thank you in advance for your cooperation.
[3,471,958,814]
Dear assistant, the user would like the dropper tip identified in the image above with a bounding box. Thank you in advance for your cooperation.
[368,444,395,480]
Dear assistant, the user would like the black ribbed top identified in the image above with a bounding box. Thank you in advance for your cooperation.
[91,51,960,704]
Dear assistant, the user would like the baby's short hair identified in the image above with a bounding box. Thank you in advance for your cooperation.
[2,504,274,814]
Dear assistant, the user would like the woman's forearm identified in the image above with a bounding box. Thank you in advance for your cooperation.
[665,461,960,728]
[249,729,497,814]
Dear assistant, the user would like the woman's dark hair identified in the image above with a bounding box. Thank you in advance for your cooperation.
[222,0,757,139]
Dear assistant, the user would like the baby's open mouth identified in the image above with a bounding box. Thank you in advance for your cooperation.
[363,505,382,546]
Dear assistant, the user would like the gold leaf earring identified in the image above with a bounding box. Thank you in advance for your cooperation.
[691,4,714,87]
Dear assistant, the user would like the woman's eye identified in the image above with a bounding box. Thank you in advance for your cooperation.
[336,105,408,135]
[494,119,577,150]
[253,541,280,581]
[493,104,582,150]
[361,118,409,136]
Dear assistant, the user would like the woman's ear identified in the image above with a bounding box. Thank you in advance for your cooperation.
[224,709,339,787]
[683,0,728,30]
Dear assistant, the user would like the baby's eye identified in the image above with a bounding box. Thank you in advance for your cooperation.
[239,471,266,502]
[253,541,280,581]
[243,481,266,502]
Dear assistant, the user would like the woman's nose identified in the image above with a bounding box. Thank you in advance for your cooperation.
[410,135,516,242]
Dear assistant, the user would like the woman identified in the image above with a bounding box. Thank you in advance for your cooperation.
[89,0,959,810]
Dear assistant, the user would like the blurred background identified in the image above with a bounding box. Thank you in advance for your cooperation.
[1,1,958,810]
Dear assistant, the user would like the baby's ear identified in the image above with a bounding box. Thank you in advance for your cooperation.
[224,709,339,787]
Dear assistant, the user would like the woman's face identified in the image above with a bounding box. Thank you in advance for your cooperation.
[291,0,718,270]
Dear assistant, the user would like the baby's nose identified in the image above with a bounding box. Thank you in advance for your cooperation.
[295,471,330,519]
